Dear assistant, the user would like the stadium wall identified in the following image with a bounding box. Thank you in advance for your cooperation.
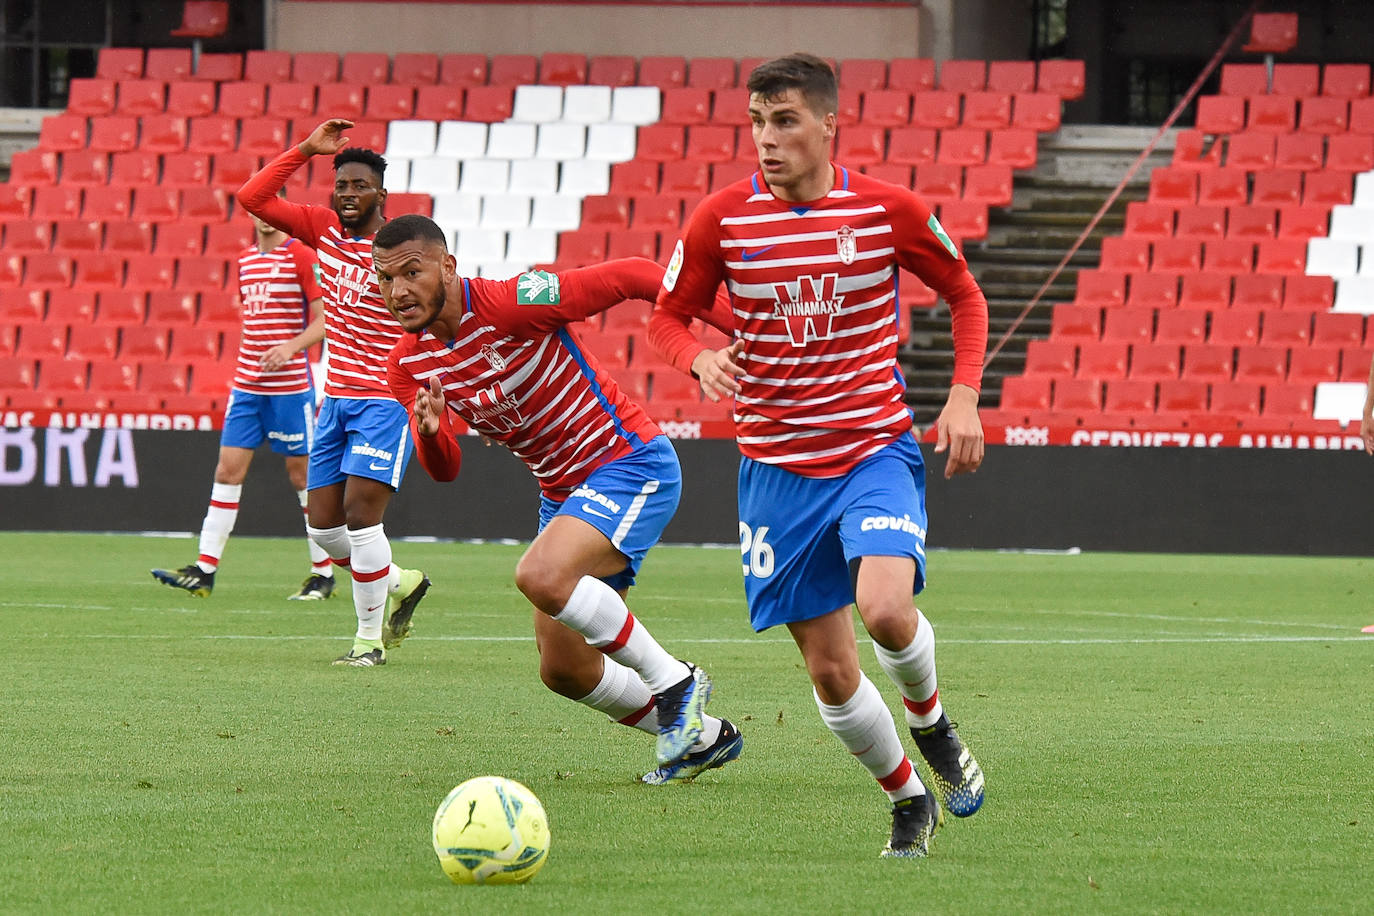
[4,429,1372,556]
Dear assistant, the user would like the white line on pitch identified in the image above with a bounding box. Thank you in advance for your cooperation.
[37,633,1374,645]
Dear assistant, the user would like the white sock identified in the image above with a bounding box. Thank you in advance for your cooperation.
[815,674,925,802]
[306,523,351,569]
[554,575,691,693]
[873,608,943,730]
[298,490,332,576]
[347,523,391,641]
[577,658,722,750]
[196,482,241,573]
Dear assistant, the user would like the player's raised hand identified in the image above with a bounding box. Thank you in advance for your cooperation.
[299,119,354,157]
[691,340,746,402]
[414,375,445,437]
[934,383,984,479]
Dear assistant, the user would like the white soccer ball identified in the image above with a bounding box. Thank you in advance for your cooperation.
[431,776,551,885]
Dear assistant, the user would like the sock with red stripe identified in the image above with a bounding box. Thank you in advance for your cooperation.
[306,523,351,571]
[297,490,332,577]
[554,575,690,694]
[872,608,943,730]
[347,523,391,641]
[577,658,723,749]
[195,482,241,573]
[815,674,926,802]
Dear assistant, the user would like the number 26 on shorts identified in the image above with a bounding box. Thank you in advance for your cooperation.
[740,522,775,578]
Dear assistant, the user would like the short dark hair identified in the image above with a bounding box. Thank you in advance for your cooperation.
[374,213,449,251]
[333,147,387,185]
[746,53,838,117]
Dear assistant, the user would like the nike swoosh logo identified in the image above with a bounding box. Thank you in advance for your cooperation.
[581,504,613,520]
[368,462,391,471]
[739,246,777,261]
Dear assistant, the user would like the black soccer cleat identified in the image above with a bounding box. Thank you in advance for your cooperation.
[880,789,943,858]
[642,718,743,785]
[381,569,430,649]
[151,564,214,597]
[288,573,335,601]
[912,713,985,817]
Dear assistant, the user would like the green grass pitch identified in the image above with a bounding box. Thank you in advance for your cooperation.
[2,532,1371,913]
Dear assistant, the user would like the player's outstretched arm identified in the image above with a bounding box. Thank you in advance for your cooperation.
[236,119,353,242]
[388,355,463,482]
[933,383,984,479]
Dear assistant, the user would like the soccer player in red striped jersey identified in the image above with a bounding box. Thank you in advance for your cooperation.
[237,119,430,667]
[651,54,988,855]
[152,210,330,599]
[377,214,742,780]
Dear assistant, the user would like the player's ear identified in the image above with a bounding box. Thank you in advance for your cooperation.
[442,252,458,283]
[821,111,836,141]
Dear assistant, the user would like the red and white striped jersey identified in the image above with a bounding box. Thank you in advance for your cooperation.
[388,261,667,500]
[652,165,989,477]
[231,238,322,395]
[237,147,402,400]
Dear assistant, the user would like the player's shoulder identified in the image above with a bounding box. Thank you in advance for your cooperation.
[837,164,918,205]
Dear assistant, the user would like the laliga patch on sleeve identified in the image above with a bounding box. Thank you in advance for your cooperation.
[662,239,685,292]
[926,214,961,259]
[516,270,561,305]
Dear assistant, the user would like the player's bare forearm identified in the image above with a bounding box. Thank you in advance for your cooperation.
[934,383,984,479]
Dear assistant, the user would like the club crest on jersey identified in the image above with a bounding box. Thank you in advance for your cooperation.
[836,225,857,265]
[480,344,507,371]
[516,270,560,305]
[771,273,845,347]
[467,381,523,433]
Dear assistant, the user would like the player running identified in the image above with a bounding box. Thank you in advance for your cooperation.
[650,54,988,854]
[377,213,741,779]
[237,119,430,667]
[152,210,332,600]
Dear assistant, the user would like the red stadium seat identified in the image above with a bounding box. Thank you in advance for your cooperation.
[180,188,229,222]
[87,116,137,152]
[439,53,487,88]
[292,52,338,84]
[1287,346,1341,383]
[1177,272,1232,310]
[489,54,537,86]
[1102,306,1156,343]
[660,160,709,195]
[1157,379,1209,416]
[962,92,1010,129]
[316,83,364,120]
[1250,170,1302,207]
[166,82,215,118]
[464,86,514,122]
[1074,269,1126,308]
[1152,238,1201,272]
[239,119,288,157]
[1148,167,1196,205]
[1276,205,1328,239]
[1198,236,1250,276]
[1209,310,1259,345]
[185,117,236,154]
[108,150,159,186]
[139,362,190,397]
[861,89,912,128]
[1125,274,1178,310]
[588,55,636,88]
[1254,239,1306,274]
[889,59,936,92]
[938,201,987,240]
[39,357,88,395]
[30,186,82,222]
[1230,274,1284,310]
[1051,377,1101,413]
[10,150,58,185]
[153,224,203,257]
[66,79,116,116]
[836,126,885,164]
[1274,134,1323,171]
[1323,63,1370,99]
[1050,303,1100,340]
[840,59,888,92]
[193,53,241,82]
[937,128,985,165]
[939,60,986,93]
[97,290,147,324]
[340,51,388,86]
[1226,132,1276,170]
[888,127,938,165]
[985,128,1036,168]
[1181,344,1234,382]
[96,48,143,80]
[638,56,687,89]
[57,151,108,189]
[987,61,1036,93]
[1172,130,1223,169]
[74,252,124,290]
[1197,168,1248,206]
[1077,341,1129,379]
[146,289,198,324]
[1225,206,1276,240]
[1259,311,1311,347]
[265,83,315,120]
[204,223,251,258]
[1196,96,1245,133]
[557,229,608,266]
[1326,134,1374,173]
[160,152,209,189]
[911,91,960,129]
[88,360,139,396]
[413,86,465,122]
[5,221,51,253]
[629,196,680,232]
[1312,312,1365,348]
[1261,384,1313,422]
[1299,96,1348,134]
[1271,63,1319,96]
[1340,347,1374,381]
[140,114,190,153]
[1100,237,1151,272]
[209,153,261,192]
[1130,343,1182,381]
[1219,63,1267,97]
[605,229,659,261]
[1175,206,1226,242]
[1037,60,1085,100]
[963,165,1013,206]
[1022,339,1076,377]
[1104,378,1157,414]
[130,188,180,222]
[864,163,911,188]
[15,323,66,358]
[1284,275,1334,311]
[581,194,631,228]
[176,256,226,292]
[365,85,415,120]
[1123,202,1175,240]
[1210,381,1261,417]
[610,160,661,196]
[67,324,118,361]
[1011,91,1061,132]
[1234,345,1288,384]
[686,124,736,162]
[1247,94,1297,132]
[125,254,178,290]
[661,88,712,125]
[687,57,735,90]
[1000,375,1051,411]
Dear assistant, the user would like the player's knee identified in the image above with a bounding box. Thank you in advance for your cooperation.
[807,657,861,704]
[514,556,566,612]
[858,597,918,647]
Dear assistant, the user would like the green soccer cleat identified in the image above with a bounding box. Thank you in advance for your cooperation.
[151,564,214,597]
[381,569,430,649]
[880,789,943,859]
[288,573,335,601]
[653,664,712,765]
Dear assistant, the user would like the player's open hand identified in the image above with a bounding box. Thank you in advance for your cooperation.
[934,384,984,479]
[299,119,354,157]
[414,375,445,437]
[691,340,745,402]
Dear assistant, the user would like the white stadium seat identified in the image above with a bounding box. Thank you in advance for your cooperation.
[530,194,582,231]
[459,159,511,194]
[406,156,460,195]
[480,194,533,230]
[1332,276,1374,314]
[1306,237,1359,277]
[486,122,537,160]
[456,228,506,263]
[558,159,611,196]
[506,228,558,265]
[383,156,411,192]
[512,85,564,123]
[1353,172,1374,209]
[386,120,437,158]
[611,86,661,125]
[536,123,587,160]
[584,123,637,162]
[1328,205,1374,244]
[562,85,612,124]
[479,262,527,280]
[1313,381,1366,424]
[435,121,488,159]
[507,160,560,196]
[432,192,482,231]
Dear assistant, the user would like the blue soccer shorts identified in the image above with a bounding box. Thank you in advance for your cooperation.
[220,388,316,456]
[538,435,682,592]
[737,432,928,632]
[308,396,413,490]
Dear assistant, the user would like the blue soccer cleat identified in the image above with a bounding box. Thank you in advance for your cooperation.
[912,713,985,817]
[643,718,743,785]
[653,664,712,765]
